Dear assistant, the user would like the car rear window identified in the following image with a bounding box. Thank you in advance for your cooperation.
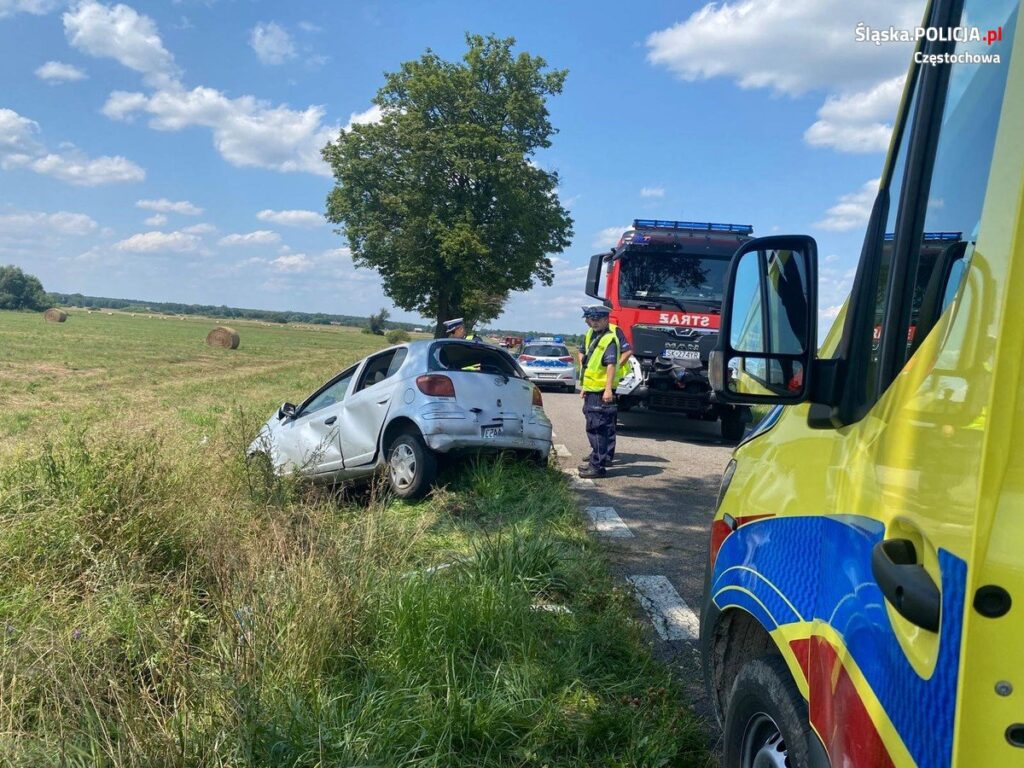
[522,344,569,357]
[429,343,522,377]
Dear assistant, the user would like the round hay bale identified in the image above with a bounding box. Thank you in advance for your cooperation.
[43,308,68,323]
[206,326,240,350]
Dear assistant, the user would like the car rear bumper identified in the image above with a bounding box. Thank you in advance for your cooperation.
[525,371,576,387]
[416,403,552,453]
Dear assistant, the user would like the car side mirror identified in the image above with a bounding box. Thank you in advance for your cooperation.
[278,401,297,420]
[710,235,818,405]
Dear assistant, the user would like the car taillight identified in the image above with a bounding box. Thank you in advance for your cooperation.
[558,356,573,363]
[416,374,456,398]
[532,386,543,407]
[519,355,536,362]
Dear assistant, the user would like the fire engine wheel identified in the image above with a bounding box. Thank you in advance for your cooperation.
[722,656,817,768]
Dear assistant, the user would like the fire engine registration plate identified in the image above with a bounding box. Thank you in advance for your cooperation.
[664,349,700,361]
[482,426,503,439]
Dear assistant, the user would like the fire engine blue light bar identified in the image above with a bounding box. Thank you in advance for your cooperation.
[883,231,963,241]
[632,219,754,234]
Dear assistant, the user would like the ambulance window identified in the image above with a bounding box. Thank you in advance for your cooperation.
[859,71,920,404]
[895,0,1018,369]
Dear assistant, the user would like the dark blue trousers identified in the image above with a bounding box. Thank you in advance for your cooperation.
[583,392,617,470]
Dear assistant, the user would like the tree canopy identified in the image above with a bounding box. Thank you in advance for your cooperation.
[0,265,47,311]
[323,34,573,337]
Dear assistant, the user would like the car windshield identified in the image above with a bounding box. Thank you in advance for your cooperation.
[618,250,730,307]
[430,343,522,377]
[522,345,568,357]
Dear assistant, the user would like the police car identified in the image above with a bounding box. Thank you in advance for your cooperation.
[517,337,576,393]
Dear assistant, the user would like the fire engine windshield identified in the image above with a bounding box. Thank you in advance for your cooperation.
[617,250,730,309]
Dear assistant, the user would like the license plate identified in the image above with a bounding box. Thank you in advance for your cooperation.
[482,427,503,438]
[664,349,700,360]
[538,373,556,378]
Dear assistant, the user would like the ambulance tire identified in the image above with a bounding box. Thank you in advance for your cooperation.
[722,655,819,768]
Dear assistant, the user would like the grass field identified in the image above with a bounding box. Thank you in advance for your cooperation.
[0,309,710,767]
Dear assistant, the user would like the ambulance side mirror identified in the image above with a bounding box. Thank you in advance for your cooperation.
[710,235,818,405]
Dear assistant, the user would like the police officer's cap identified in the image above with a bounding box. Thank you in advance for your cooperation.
[443,317,465,333]
[581,305,611,319]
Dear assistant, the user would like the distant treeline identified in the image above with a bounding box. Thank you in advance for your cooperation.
[48,292,424,331]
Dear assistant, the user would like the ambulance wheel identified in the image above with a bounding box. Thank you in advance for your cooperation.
[722,656,817,768]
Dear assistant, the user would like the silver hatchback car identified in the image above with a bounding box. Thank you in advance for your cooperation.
[250,339,553,499]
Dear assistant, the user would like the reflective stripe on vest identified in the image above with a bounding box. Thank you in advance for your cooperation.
[582,328,621,392]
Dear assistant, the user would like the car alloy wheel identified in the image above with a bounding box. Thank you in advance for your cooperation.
[739,712,788,768]
[389,442,417,490]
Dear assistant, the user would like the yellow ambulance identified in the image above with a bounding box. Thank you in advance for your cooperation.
[703,0,1023,765]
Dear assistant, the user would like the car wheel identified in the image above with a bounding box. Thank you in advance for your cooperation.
[387,431,437,500]
[721,408,746,441]
[722,656,817,768]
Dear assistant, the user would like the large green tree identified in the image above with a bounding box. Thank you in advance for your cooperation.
[0,265,47,311]
[323,34,573,336]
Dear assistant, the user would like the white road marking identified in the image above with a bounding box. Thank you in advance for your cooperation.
[584,506,633,538]
[553,443,571,457]
[626,575,700,641]
[566,468,595,487]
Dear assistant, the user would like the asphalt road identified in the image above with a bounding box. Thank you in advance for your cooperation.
[540,388,737,731]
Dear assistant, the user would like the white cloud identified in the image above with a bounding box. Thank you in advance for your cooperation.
[0,210,98,236]
[640,186,665,198]
[272,253,312,272]
[113,229,200,253]
[804,76,904,153]
[256,208,325,227]
[35,61,88,84]
[647,1,920,155]
[181,222,214,234]
[813,178,879,231]
[297,21,321,33]
[0,0,60,19]
[646,0,919,96]
[1,107,144,186]
[12,150,145,186]
[250,22,295,65]
[344,104,383,131]
[219,229,280,246]
[136,198,202,215]
[0,108,41,155]
[592,225,628,249]
[63,1,179,87]
[144,213,167,226]
[104,86,338,176]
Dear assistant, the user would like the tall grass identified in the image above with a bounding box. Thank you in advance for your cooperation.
[0,421,708,767]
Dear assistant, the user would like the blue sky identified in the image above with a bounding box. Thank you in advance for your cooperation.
[0,0,925,333]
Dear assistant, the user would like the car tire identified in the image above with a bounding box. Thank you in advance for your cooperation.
[565,384,576,394]
[721,408,746,441]
[386,430,437,500]
[722,656,818,768]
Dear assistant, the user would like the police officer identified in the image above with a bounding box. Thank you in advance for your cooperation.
[577,305,627,478]
[443,317,483,342]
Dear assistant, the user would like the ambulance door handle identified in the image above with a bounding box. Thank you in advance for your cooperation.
[871,539,941,632]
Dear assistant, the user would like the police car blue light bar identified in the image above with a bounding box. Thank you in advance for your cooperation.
[632,219,754,234]
[883,231,963,241]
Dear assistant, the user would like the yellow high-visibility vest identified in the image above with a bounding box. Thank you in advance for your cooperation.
[581,327,623,392]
